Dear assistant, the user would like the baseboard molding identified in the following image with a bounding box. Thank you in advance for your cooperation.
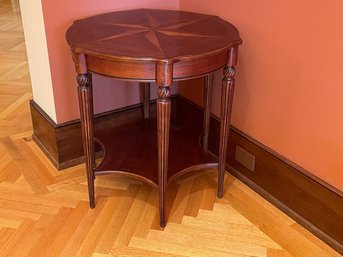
[206,115,343,254]
[30,100,151,169]
[30,97,342,254]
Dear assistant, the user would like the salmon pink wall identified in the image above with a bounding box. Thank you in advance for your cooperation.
[179,0,343,191]
[41,0,179,123]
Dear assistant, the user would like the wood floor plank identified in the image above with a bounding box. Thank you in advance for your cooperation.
[132,189,159,238]
[112,185,153,247]
[0,216,21,229]
[0,221,33,256]
[129,236,249,257]
[198,173,216,210]
[0,92,31,119]
[0,137,49,194]
[76,196,126,257]
[0,208,41,221]
[94,184,141,254]
[267,249,296,257]
[0,213,58,257]
[0,227,16,249]
[184,176,205,217]
[42,201,90,257]
[58,198,107,257]
[149,224,269,257]
[0,198,60,215]
[168,178,193,223]
[26,207,73,257]
[110,246,187,257]
[181,216,281,249]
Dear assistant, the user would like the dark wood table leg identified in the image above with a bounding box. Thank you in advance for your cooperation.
[203,73,213,153]
[218,47,238,198]
[77,72,95,208]
[156,62,173,227]
[141,82,150,119]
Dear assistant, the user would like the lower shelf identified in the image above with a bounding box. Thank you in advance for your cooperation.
[94,117,217,187]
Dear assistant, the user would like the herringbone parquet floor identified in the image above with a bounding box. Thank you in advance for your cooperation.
[0,1,341,256]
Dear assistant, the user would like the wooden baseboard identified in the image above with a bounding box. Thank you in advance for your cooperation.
[30,97,178,170]
[30,100,151,169]
[204,109,343,254]
[30,97,342,254]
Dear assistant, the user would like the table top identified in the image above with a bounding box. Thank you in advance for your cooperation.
[66,9,241,62]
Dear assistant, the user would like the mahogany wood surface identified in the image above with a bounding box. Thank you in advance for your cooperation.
[202,73,213,153]
[141,82,150,119]
[218,47,238,198]
[66,9,241,81]
[94,113,217,186]
[66,9,241,61]
[66,9,242,227]
[76,72,96,208]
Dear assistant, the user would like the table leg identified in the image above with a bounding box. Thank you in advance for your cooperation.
[218,65,236,198]
[77,73,95,208]
[141,82,150,119]
[157,86,171,227]
[203,73,213,153]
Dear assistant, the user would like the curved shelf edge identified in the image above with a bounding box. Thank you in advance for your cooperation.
[166,162,218,186]
[94,162,219,191]
[94,169,159,189]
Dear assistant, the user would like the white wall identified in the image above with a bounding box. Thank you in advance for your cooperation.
[20,0,57,122]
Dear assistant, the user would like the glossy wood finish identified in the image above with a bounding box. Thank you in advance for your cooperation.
[66,9,241,82]
[66,9,242,227]
[66,9,241,61]
[76,72,96,208]
[156,62,172,227]
[202,73,213,153]
[141,82,150,119]
[94,103,216,185]
[218,47,238,198]
[30,101,59,168]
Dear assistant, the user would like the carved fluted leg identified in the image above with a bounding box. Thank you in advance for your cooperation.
[141,82,150,119]
[77,73,95,208]
[157,86,170,227]
[156,62,172,227]
[203,73,213,153]
[218,65,236,198]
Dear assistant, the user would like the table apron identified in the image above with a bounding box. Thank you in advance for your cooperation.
[86,51,229,82]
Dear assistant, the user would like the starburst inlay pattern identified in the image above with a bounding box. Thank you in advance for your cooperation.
[95,14,220,55]
[66,9,241,60]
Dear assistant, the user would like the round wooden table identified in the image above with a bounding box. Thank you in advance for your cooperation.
[66,9,242,227]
